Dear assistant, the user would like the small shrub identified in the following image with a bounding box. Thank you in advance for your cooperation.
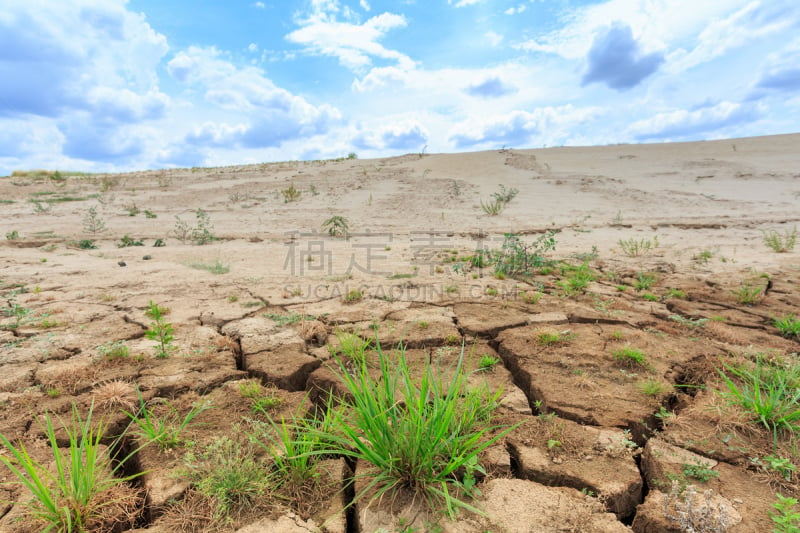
[322,215,349,237]
[191,209,215,244]
[641,293,659,302]
[282,184,301,203]
[344,289,363,303]
[78,239,97,249]
[612,346,647,367]
[83,206,107,235]
[492,184,519,204]
[491,232,557,277]
[145,300,175,358]
[5,230,19,240]
[770,493,800,533]
[763,227,797,253]
[665,288,686,299]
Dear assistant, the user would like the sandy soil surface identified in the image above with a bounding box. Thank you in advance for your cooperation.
[1,133,799,532]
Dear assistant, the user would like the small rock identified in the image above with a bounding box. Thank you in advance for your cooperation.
[118,261,126,267]
[142,255,152,260]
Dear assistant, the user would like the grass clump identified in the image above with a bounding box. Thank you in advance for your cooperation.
[189,259,230,274]
[238,380,283,414]
[0,403,142,532]
[477,354,501,371]
[731,283,764,305]
[618,236,658,257]
[326,341,514,519]
[125,393,213,450]
[633,272,658,291]
[763,227,797,253]
[480,185,518,216]
[557,261,596,297]
[536,328,573,345]
[612,346,647,367]
[716,356,800,445]
[282,184,302,203]
[183,434,269,521]
[773,314,800,338]
[344,289,363,303]
[97,340,129,360]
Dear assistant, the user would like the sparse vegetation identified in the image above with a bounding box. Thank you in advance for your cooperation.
[717,356,800,445]
[125,393,213,450]
[478,354,501,371]
[145,300,175,358]
[188,259,230,275]
[324,341,514,519]
[0,404,142,532]
[282,183,302,203]
[770,493,800,533]
[117,235,144,247]
[763,227,797,253]
[344,289,363,303]
[322,215,349,237]
[612,346,647,367]
[773,314,800,338]
[732,283,764,305]
[618,236,658,257]
[633,272,658,291]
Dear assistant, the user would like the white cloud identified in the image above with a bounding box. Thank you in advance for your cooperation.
[627,101,764,140]
[668,1,800,73]
[253,2,265,8]
[286,10,412,71]
[353,119,429,150]
[168,47,342,149]
[448,0,483,6]
[360,0,371,11]
[248,43,259,52]
[485,31,503,47]
[514,0,764,64]
[505,5,526,15]
[448,105,602,148]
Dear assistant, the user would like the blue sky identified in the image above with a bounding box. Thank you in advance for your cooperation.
[1,0,799,175]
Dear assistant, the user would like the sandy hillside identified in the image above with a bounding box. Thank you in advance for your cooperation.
[0,133,799,532]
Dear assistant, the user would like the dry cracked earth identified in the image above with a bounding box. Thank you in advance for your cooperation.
[1,142,800,532]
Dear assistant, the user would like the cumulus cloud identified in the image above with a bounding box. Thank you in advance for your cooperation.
[582,23,664,90]
[170,47,342,148]
[286,9,412,71]
[448,105,600,148]
[627,101,763,140]
[0,1,168,120]
[464,76,516,98]
[352,120,428,151]
[753,39,800,92]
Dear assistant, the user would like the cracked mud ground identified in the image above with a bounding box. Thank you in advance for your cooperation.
[1,134,799,531]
